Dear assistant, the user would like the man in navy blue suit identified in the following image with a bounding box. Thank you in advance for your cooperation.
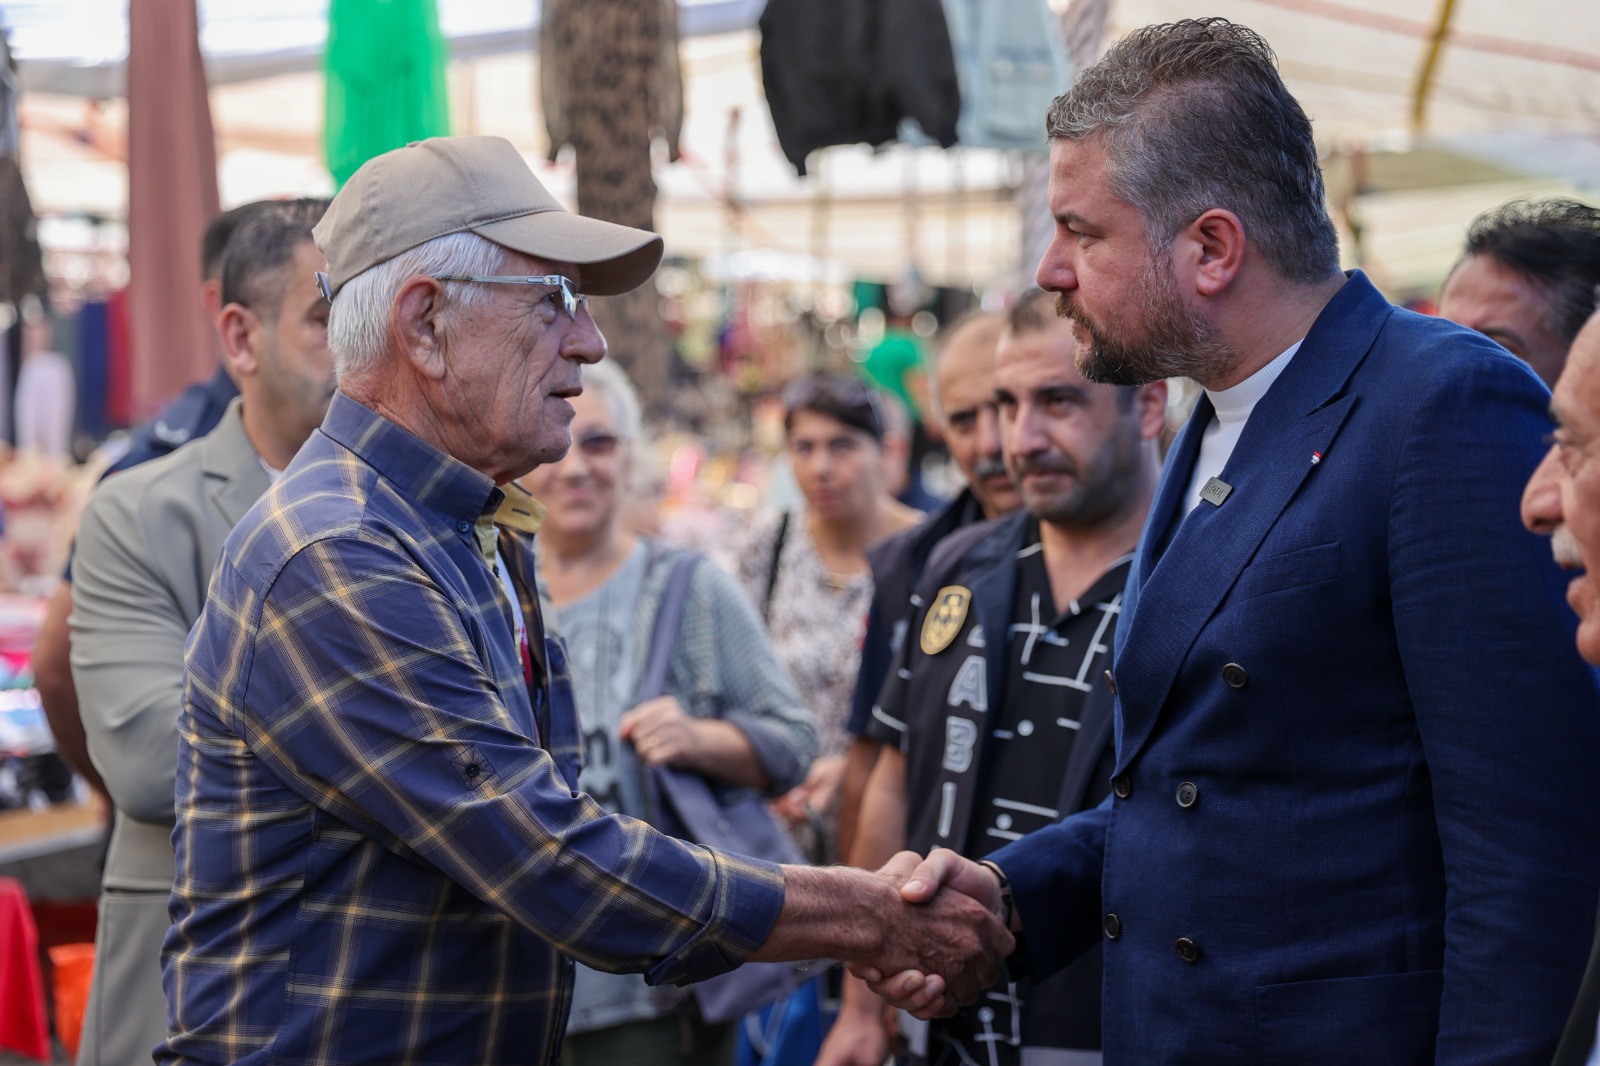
[862,18,1600,1064]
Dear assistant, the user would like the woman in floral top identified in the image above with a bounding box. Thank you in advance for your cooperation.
[738,374,922,861]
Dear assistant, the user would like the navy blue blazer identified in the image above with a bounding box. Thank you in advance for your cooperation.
[990,272,1600,1064]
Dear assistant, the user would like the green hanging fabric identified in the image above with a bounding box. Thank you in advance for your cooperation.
[323,0,452,189]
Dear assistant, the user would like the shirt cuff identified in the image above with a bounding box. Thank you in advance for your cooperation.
[643,849,786,986]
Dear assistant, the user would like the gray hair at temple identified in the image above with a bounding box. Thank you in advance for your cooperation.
[1046,18,1340,285]
[326,231,509,378]
[580,358,644,446]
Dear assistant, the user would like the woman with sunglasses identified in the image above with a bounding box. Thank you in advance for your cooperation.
[736,373,923,863]
[523,361,818,1066]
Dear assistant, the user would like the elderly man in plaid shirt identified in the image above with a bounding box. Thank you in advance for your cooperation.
[154,136,1011,1066]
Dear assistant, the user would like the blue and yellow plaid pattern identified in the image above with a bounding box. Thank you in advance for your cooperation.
[158,394,785,1066]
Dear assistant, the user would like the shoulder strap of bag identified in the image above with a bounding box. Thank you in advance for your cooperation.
[762,511,790,625]
[634,551,701,704]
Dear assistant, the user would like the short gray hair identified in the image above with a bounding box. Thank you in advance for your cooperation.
[327,231,509,377]
[1047,18,1339,284]
[580,358,644,443]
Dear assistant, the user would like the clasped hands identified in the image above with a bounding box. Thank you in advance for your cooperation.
[853,849,1016,1019]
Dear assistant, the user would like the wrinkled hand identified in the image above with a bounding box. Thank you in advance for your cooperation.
[618,696,701,768]
[852,849,1009,1019]
[772,753,845,826]
[849,851,1013,1018]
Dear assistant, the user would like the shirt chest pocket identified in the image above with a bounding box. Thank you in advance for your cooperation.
[1230,541,1341,603]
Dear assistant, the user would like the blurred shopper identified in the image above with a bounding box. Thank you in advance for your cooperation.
[524,360,817,1066]
[835,310,1020,865]
[1438,197,1600,388]
[1523,309,1600,1066]
[14,298,74,458]
[871,20,1600,1062]
[68,199,331,1066]
[737,374,921,862]
[821,292,1163,1066]
[34,199,283,798]
[158,137,1009,1066]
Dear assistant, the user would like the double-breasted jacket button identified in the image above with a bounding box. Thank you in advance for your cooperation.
[1111,774,1133,799]
[1103,669,1118,695]
[1175,937,1200,963]
[1221,662,1248,689]
[1103,913,1122,940]
[1176,781,1198,808]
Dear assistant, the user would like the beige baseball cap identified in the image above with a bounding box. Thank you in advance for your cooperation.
[312,135,663,298]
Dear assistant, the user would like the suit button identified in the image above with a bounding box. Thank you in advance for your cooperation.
[1103,669,1117,695]
[1176,781,1198,808]
[1222,663,1248,689]
[1103,913,1122,940]
[1111,774,1132,799]
[1175,937,1200,963]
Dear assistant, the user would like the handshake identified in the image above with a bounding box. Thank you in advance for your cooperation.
[752,848,1017,1019]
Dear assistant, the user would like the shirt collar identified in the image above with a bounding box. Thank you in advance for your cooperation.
[1205,339,1303,425]
[320,392,503,524]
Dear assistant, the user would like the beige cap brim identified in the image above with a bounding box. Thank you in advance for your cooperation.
[472,210,664,297]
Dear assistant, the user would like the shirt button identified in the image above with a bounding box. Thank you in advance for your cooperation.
[1103,669,1118,695]
[457,521,472,533]
[1175,937,1200,963]
[464,764,481,779]
[1176,782,1198,808]
[1222,663,1248,689]
[1103,913,1122,940]
[1112,774,1132,799]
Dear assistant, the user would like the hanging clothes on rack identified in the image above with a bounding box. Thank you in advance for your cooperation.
[758,0,959,177]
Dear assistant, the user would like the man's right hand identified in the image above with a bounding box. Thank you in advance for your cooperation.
[852,849,1008,1019]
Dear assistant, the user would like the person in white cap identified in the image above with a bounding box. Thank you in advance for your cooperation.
[155,136,1011,1066]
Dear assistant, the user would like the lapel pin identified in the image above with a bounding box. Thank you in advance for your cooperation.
[1311,450,1323,466]
[1200,476,1233,507]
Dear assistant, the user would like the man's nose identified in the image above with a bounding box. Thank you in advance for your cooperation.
[1036,238,1078,295]
[1522,445,1564,535]
[564,307,608,365]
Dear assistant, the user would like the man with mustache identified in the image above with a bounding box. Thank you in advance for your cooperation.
[867,18,1600,1064]
[1522,310,1600,1066]
[822,289,1163,1066]
[157,137,1010,1066]
[836,310,1022,867]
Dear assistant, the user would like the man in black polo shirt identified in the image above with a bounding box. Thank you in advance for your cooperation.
[820,290,1165,1066]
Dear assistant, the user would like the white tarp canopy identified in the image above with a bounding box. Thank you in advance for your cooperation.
[5,0,1599,291]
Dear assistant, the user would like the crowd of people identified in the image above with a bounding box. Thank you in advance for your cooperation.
[20,15,1600,1066]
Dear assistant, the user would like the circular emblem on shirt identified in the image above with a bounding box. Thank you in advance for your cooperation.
[921,585,972,656]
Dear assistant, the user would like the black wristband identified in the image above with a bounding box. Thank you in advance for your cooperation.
[976,858,1016,930]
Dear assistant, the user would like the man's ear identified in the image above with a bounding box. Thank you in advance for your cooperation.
[1172,208,1246,298]
[391,276,450,381]
[1135,379,1168,441]
[217,303,258,380]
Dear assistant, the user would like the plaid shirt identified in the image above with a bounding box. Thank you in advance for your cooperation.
[158,393,786,1066]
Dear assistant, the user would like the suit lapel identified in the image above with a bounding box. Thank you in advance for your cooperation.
[1115,272,1391,773]
[200,399,272,530]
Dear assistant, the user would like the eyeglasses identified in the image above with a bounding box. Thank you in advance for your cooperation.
[433,274,590,320]
[312,272,589,320]
[575,430,621,458]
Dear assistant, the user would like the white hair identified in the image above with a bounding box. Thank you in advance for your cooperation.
[581,359,644,443]
[327,231,510,378]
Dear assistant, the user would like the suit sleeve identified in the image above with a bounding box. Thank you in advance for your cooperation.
[69,478,195,823]
[1389,350,1600,1062]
